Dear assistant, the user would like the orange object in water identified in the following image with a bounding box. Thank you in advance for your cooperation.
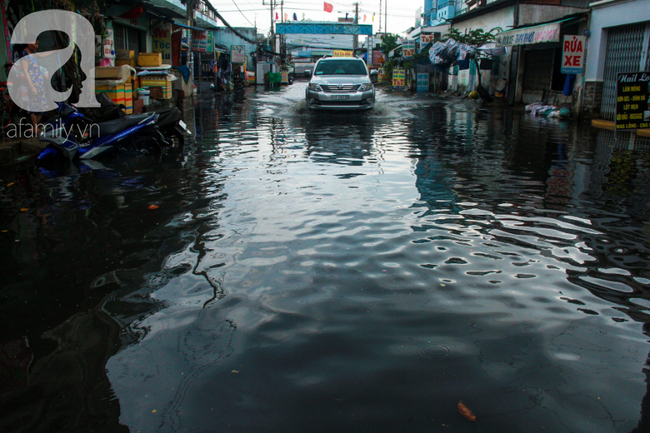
[148,204,160,210]
[458,401,476,421]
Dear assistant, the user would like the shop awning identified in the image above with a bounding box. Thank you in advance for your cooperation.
[172,22,211,32]
[495,14,585,47]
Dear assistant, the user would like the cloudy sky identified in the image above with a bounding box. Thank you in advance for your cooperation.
[208,0,426,36]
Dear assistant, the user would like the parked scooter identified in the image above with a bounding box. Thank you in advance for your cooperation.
[36,102,160,166]
[78,93,188,150]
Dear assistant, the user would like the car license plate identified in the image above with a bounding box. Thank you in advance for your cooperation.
[332,95,350,100]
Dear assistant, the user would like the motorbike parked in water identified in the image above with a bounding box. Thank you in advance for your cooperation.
[77,93,188,151]
[36,102,162,167]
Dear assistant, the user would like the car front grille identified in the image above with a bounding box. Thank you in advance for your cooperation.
[321,84,360,93]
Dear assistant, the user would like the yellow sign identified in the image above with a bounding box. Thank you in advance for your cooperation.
[392,68,405,88]
[333,50,353,57]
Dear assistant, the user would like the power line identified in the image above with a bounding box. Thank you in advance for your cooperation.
[229,0,255,26]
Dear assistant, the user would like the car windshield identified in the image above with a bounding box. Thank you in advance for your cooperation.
[314,60,367,76]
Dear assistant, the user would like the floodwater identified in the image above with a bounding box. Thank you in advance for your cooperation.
[1,82,650,433]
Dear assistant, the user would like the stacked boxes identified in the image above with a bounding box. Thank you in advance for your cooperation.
[95,84,124,107]
[123,82,133,114]
[116,50,136,67]
[140,76,172,99]
[95,67,123,79]
[95,70,135,114]
[116,59,136,67]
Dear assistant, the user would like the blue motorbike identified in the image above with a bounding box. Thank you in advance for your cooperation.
[36,103,161,166]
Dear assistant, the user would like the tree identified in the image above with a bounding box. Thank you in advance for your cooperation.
[380,33,399,55]
[442,27,503,47]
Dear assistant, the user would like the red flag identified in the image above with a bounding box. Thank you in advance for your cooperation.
[324,2,333,13]
[275,12,279,20]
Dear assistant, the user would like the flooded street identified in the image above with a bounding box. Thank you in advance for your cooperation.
[2,82,650,432]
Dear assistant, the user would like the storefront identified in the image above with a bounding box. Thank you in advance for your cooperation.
[584,0,650,120]
[495,13,588,106]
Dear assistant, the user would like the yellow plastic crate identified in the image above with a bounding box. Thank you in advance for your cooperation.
[138,53,162,67]
[116,59,136,67]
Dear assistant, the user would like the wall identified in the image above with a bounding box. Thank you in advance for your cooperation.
[585,0,650,82]
[518,4,589,26]
[213,27,257,70]
[452,6,515,34]
[106,5,153,53]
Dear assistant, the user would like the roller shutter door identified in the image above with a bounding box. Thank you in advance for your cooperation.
[601,23,650,120]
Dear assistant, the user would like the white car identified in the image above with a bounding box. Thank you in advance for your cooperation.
[305,57,375,111]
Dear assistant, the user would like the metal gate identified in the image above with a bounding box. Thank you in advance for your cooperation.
[601,22,650,120]
[523,49,554,91]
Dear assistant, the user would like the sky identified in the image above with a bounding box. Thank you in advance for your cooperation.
[207,0,427,36]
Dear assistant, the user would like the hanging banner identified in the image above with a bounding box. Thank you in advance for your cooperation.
[231,45,246,63]
[191,29,207,52]
[152,22,172,64]
[495,22,560,47]
[561,35,585,74]
[392,68,405,88]
[615,71,650,131]
[171,25,182,66]
[102,28,115,59]
[206,31,214,54]
[403,40,415,58]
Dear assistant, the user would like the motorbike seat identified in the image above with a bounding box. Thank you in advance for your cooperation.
[90,114,153,138]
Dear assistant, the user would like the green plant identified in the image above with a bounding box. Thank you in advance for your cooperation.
[383,59,394,83]
[380,34,399,55]
[442,27,503,47]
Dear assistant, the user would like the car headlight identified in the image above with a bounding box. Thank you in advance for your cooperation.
[358,83,373,92]
[308,83,323,91]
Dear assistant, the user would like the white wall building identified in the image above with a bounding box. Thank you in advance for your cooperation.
[583,0,650,119]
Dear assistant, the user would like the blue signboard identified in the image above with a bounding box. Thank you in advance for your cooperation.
[417,73,429,92]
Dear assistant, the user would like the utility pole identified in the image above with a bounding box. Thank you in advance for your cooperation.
[385,0,388,34]
[353,2,359,49]
[270,0,274,48]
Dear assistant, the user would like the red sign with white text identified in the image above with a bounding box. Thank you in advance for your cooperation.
[561,35,585,74]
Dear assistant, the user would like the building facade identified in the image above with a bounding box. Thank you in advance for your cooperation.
[583,0,650,119]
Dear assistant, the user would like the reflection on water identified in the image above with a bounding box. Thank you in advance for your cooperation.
[2,84,650,432]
